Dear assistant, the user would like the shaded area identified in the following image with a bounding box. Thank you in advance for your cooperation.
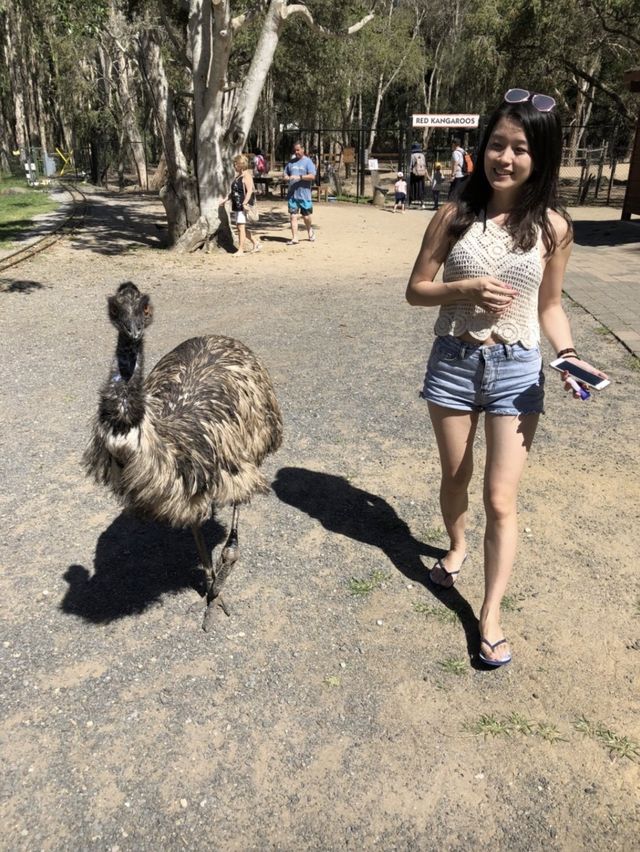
[572,218,640,248]
[0,278,45,294]
[61,512,226,623]
[249,208,292,244]
[272,466,481,662]
[66,191,168,255]
[0,216,55,247]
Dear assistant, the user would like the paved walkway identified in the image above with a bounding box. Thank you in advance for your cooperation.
[564,207,640,356]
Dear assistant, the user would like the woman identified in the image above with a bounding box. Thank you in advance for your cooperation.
[409,142,428,209]
[229,154,260,255]
[406,90,607,666]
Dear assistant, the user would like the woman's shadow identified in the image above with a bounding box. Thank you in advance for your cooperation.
[61,513,226,623]
[272,467,481,660]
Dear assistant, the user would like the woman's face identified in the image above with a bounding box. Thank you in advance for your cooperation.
[484,117,533,198]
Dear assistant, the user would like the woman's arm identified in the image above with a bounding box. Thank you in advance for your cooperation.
[406,204,517,313]
[243,171,255,200]
[538,212,608,392]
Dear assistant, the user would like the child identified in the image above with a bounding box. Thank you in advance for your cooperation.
[431,162,444,210]
[393,171,407,213]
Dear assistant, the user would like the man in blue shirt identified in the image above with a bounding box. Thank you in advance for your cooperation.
[284,142,316,245]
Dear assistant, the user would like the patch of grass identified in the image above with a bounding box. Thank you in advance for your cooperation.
[536,722,567,743]
[423,525,447,543]
[500,593,526,612]
[507,712,535,735]
[347,569,390,596]
[467,713,561,742]
[323,675,341,688]
[0,177,58,248]
[594,325,612,336]
[634,598,640,617]
[437,657,467,676]
[574,716,640,761]
[626,355,640,372]
[413,601,458,624]
[466,714,512,737]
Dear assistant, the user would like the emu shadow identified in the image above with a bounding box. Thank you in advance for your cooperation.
[0,278,45,294]
[272,466,481,661]
[61,512,226,623]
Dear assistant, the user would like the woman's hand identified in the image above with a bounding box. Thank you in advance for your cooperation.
[560,358,608,398]
[462,277,517,314]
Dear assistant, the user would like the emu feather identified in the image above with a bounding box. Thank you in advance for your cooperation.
[84,282,283,628]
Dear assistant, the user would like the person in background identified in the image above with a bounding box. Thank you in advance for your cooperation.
[406,89,607,666]
[449,137,466,198]
[393,171,407,213]
[431,162,444,210]
[410,142,428,208]
[284,141,316,245]
[253,148,267,195]
[227,153,260,255]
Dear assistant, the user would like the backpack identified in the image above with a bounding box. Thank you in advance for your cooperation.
[411,152,427,177]
[255,154,267,174]
[462,150,474,175]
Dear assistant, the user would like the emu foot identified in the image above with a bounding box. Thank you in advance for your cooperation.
[202,594,231,632]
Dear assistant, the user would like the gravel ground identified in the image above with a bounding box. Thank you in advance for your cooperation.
[1,189,639,850]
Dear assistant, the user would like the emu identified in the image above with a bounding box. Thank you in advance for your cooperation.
[83,282,283,630]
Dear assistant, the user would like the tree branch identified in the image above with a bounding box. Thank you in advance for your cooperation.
[563,59,631,121]
[581,0,640,50]
[283,3,375,36]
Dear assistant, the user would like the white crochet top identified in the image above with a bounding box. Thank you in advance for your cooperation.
[435,219,543,348]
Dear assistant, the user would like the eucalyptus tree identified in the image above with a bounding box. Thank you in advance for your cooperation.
[138,0,375,250]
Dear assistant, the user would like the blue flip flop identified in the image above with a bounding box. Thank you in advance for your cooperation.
[429,554,467,588]
[479,637,512,667]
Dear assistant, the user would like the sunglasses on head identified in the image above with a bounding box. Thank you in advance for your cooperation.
[504,88,556,113]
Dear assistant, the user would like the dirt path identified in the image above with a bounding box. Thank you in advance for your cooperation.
[1,189,639,850]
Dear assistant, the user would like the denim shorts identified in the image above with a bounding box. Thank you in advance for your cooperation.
[421,336,545,416]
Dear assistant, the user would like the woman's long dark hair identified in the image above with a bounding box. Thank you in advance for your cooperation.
[449,100,572,255]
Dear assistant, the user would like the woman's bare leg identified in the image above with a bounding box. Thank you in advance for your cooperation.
[236,223,247,253]
[428,403,479,585]
[480,413,539,660]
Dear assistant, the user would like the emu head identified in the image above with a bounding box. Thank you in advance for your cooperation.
[108,282,153,341]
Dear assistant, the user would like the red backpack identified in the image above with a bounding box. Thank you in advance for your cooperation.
[462,151,474,175]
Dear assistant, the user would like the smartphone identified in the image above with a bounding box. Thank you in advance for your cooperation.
[549,358,610,390]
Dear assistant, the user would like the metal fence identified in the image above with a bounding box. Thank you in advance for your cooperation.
[262,120,633,208]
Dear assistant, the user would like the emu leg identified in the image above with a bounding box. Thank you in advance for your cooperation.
[202,505,240,632]
[190,524,229,621]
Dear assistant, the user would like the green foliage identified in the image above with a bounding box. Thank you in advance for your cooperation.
[574,715,640,760]
[0,178,58,249]
[413,602,459,624]
[437,657,467,675]
[348,569,390,596]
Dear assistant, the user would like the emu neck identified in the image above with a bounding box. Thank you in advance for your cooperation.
[115,333,143,382]
[100,333,146,432]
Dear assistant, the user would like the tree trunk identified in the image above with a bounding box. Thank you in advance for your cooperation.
[139,30,200,247]
[116,45,148,188]
[3,5,28,156]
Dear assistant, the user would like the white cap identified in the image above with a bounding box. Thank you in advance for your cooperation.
[397,171,403,177]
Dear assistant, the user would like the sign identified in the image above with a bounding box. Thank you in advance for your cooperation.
[412,114,480,128]
[367,158,379,171]
[342,147,355,164]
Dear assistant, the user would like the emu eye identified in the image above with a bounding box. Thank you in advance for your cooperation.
[143,304,151,316]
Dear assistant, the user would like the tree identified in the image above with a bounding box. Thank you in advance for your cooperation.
[137,0,374,250]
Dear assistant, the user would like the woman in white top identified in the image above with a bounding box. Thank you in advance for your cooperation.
[406,90,606,666]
